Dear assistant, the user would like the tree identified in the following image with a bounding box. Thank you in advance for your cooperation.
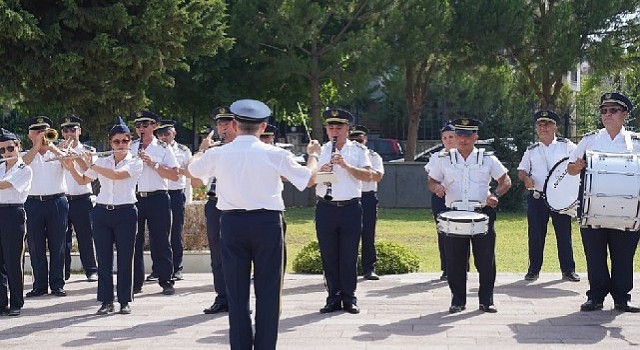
[0,1,232,139]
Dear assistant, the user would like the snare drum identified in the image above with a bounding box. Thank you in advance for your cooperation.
[543,157,580,217]
[437,210,489,237]
[581,151,640,231]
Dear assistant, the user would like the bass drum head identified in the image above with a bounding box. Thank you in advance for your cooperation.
[544,157,580,213]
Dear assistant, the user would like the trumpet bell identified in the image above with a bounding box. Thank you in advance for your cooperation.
[44,128,58,143]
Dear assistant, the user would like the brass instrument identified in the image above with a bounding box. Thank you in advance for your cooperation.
[43,128,58,144]
[323,137,337,201]
[44,149,128,162]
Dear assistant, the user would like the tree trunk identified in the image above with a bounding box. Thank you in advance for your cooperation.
[404,61,422,162]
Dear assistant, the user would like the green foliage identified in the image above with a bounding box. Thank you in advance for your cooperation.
[292,240,420,275]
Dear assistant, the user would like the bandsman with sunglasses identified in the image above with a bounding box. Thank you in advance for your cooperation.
[155,120,191,281]
[62,117,143,314]
[568,92,640,313]
[58,115,98,283]
[0,129,32,316]
[23,116,70,298]
[130,111,180,296]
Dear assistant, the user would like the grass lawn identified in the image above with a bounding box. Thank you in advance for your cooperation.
[284,207,640,274]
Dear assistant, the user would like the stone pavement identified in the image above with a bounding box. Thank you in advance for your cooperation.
[2,272,640,349]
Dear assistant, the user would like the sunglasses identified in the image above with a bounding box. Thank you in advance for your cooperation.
[62,126,78,133]
[111,138,131,145]
[0,145,16,154]
[156,130,171,137]
[600,107,623,115]
[134,121,154,129]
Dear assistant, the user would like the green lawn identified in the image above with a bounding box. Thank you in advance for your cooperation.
[284,207,640,273]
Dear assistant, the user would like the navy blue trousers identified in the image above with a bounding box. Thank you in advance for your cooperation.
[444,207,497,307]
[134,193,174,289]
[205,198,226,305]
[65,196,98,276]
[431,194,448,272]
[360,191,378,274]
[92,206,137,304]
[526,192,575,274]
[0,206,26,309]
[581,227,640,304]
[221,210,284,350]
[25,196,69,291]
[169,189,186,273]
[316,201,362,305]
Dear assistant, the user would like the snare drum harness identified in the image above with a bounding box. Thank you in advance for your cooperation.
[449,148,484,211]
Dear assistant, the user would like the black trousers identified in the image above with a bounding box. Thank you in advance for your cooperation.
[221,210,284,350]
[205,198,226,305]
[169,189,186,273]
[526,192,575,274]
[581,226,640,304]
[360,191,378,274]
[444,207,497,307]
[431,194,448,272]
[0,206,26,309]
[65,196,98,277]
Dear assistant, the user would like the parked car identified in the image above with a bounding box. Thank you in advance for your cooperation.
[366,138,404,161]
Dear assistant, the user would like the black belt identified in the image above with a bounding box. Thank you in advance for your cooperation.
[66,193,92,201]
[96,203,135,211]
[168,189,185,193]
[362,191,376,194]
[136,190,167,198]
[0,203,23,208]
[28,193,65,201]
[316,196,360,207]
[222,209,280,213]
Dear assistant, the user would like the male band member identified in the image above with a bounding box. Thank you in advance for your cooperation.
[59,115,98,282]
[425,122,456,281]
[260,124,278,145]
[188,99,320,350]
[517,110,579,282]
[23,116,70,297]
[156,119,192,281]
[349,125,384,280]
[130,111,179,295]
[568,92,640,313]
[200,106,237,315]
[0,128,32,316]
[316,108,373,314]
[428,118,512,313]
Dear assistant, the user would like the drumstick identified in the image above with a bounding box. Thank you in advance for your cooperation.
[297,103,312,141]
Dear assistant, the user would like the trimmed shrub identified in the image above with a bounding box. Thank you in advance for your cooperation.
[292,240,420,275]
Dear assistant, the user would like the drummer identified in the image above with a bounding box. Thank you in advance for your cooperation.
[427,118,511,313]
[517,110,579,283]
[567,92,640,313]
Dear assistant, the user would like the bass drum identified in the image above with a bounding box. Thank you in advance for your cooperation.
[543,157,580,217]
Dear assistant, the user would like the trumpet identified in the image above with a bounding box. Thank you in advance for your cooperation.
[45,149,128,162]
[43,128,58,144]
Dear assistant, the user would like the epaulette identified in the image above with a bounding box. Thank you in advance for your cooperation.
[438,150,450,157]
[177,143,189,152]
[527,143,540,151]
[354,142,367,150]
[555,137,568,143]
[483,151,495,157]
[582,130,598,137]
[82,144,96,152]
[157,140,168,148]
[18,163,26,169]
[631,133,640,141]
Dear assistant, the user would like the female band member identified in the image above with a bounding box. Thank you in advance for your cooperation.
[62,117,143,315]
[0,128,32,316]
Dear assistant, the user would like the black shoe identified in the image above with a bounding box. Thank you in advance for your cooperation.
[133,287,142,294]
[51,288,67,297]
[319,302,342,313]
[7,307,20,316]
[449,305,466,313]
[87,272,98,282]
[580,300,603,312]
[97,302,114,315]
[120,303,131,314]
[479,304,498,313]
[614,302,640,313]
[363,271,380,280]
[145,272,159,282]
[161,284,175,295]
[203,303,229,314]
[524,272,539,281]
[172,270,184,281]
[26,289,47,297]
[440,272,447,281]
[343,302,360,314]
[562,271,580,282]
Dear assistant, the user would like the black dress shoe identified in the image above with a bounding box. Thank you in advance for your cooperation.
[614,302,640,313]
[479,304,498,313]
[562,271,580,282]
[120,303,131,314]
[7,307,20,316]
[439,272,447,281]
[363,272,380,280]
[319,302,342,313]
[449,305,466,313]
[580,300,603,311]
[26,289,47,297]
[51,288,67,297]
[133,287,142,294]
[343,302,360,314]
[87,272,98,282]
[0,306,7,315]
[524,272,539,281]
[145,272,159,282]
[203,303,229,314]
[97,302,115,315]
[161,283,175,295]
